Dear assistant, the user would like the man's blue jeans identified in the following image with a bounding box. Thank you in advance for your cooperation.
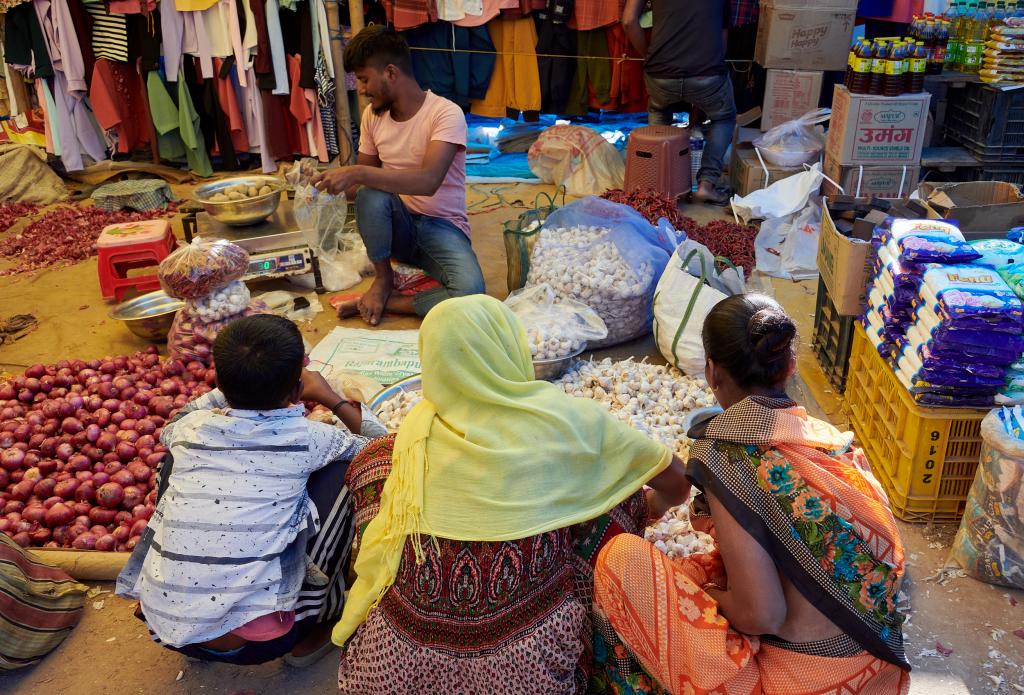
[645,72,737,187]
[355,187,486,316]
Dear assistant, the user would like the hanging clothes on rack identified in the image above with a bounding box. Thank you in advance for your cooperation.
[82,0,129,63]
[404,20,496,112]
[238,66,277,172]
[601,23,646,113]
[263,0,289,94]
[566,27,610,116]
[449,0,515,27]
[66,0,95,81]
[470,16,540,119]
[534,7,575,115]
[286,52,327,161]
[90,58,152,154]
[568,0,623,31]
[213,57,250,155]
[383,0,433,31]
[31,0,107,171]
[4,2,54,77]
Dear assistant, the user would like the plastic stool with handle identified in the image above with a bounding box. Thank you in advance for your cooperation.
[96,220,178,302]
[624,125,692,199]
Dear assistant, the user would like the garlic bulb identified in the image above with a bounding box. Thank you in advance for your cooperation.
[527,325,584,361]
[187,280,250,322]
[374,358,717,460]
[644,501,716,559]
[525,225,655,347]
[375,388,423,432]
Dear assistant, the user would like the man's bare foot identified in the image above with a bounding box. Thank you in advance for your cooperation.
[692,180,730,206]
[336,299,361,319]
[358,277,392,326]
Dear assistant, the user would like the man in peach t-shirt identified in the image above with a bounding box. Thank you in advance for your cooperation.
[313,27,485,326]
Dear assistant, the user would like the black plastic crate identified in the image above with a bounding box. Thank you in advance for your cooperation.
[812,277,857,393]
[944,83,1024,157]
[969,167,1024,187]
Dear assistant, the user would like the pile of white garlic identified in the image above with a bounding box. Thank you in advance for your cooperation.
[187,280,250,322]
[554,358,716,459]
[644,502,716,559]
[372,358,716,460]
[526,226,655,347]
[375,388,424,431]
[527,325,584,361]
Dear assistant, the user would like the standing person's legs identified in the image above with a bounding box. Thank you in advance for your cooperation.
[340,187,419,325]
[644,74,684,126]
[679,73,737,203]
[409,215,486,315]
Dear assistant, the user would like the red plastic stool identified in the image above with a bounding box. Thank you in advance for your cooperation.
[625,125,692,199]
[96,220,177,302]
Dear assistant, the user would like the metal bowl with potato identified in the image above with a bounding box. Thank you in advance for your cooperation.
[192,175,283,226]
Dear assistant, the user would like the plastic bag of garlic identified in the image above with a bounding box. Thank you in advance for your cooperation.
[504,283,608,360]
[524,197,677,348]
[373,358,716,461]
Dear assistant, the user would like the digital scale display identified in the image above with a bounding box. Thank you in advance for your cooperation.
[244,250,310,277]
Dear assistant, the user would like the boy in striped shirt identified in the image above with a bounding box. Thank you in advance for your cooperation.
[117,315,386,665]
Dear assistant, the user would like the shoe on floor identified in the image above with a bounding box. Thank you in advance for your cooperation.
[283,639,338,668]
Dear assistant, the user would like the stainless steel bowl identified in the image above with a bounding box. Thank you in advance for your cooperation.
[192,175,283,226]
[109,290,184,342]
[533,346,585,381]
[368,375,423,415]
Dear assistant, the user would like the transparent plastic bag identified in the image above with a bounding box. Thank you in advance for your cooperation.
[166,299,270,363]
[504,283,608,360]
[752,108,830,168]
[524,197,677,348]
[287,158,368,292]
[158,238,250,300]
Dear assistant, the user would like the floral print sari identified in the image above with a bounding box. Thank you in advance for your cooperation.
[592,396,911,695]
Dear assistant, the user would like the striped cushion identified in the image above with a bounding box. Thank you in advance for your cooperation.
[0,535,88,670]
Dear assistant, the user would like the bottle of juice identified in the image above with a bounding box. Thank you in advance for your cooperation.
[910,41,928,91]
[871,40,889,95]
[945,0,965,68]
[954,2,978,70]
[851,40,874,93]
[963,1,990,72]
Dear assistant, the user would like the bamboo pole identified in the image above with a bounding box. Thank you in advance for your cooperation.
[347,0,369,115]
[326,0,354,163]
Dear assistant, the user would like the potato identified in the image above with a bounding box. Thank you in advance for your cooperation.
[247,186,260,197]
[227,191,245,201]
[258,185,273,196]
[209,193,229,202]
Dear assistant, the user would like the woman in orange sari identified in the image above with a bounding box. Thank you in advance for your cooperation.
[593,295,911,695]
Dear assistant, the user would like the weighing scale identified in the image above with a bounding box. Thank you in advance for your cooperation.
[181,200,325,293]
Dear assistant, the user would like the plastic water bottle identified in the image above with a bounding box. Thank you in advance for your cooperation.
[690,128,704,194]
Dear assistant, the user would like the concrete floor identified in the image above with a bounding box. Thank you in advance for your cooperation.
[0,182,1022,694]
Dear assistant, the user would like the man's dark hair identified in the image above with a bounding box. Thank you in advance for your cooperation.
[213,314,304,410]
[343,25,413,75]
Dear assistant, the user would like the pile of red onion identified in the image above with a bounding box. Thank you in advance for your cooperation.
[0,349,216,551]
[0,203,179,276]
[0,202,40,235]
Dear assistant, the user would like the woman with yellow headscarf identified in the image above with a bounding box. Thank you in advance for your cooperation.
[335,295,691,694]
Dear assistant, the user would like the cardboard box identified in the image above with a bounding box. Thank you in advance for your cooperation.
[755,1,857,71]
[761,70,825,131]
[822,156,920,199]
[730,145,806,196]
[825,85,931,166]
[918,181,1024,240]
[817,201,876,315]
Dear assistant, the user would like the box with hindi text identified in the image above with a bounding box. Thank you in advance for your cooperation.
[825,85,930,166]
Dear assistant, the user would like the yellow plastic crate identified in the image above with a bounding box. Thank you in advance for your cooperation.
[845,326,988,523]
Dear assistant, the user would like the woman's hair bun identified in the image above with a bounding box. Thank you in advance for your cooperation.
[748,308,797,364]
[701,295,798,391]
